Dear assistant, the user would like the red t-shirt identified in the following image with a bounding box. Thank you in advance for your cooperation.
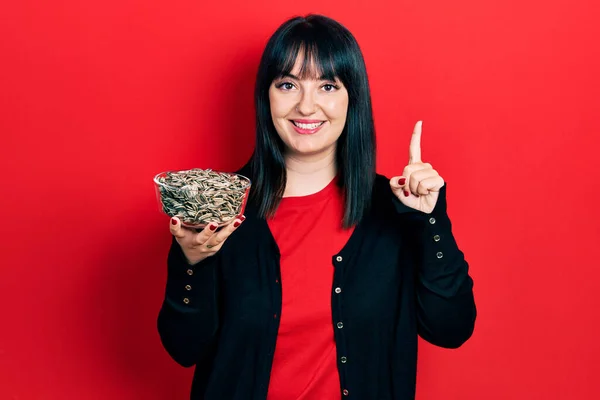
[266,177,354,400]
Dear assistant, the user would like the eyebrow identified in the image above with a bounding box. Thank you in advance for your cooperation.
[280,72,337,81]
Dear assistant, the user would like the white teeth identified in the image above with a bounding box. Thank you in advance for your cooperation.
[293,121,324,129]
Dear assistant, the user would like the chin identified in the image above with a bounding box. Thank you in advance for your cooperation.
[290,142,336,157]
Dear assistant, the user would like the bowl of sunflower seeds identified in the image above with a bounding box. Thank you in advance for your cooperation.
[153,168,251,228]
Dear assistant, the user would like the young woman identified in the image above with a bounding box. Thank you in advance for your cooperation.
[158,14,476,400]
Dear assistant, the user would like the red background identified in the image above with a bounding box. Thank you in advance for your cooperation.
[1,0,599,399]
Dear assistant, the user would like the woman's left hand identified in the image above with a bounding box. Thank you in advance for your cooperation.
[390,121,445,214]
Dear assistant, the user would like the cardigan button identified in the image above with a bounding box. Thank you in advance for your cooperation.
[186,269,193,276]
[340,356,347,363]
[336,256,343,262]
[183,298,190,304]
[185,285,192,291]
[335,287,342,294]
[342,389,349,396]
[337,322,344,329]
[433,235,441,242]
[436,252,444,259]
[429,217,436,224]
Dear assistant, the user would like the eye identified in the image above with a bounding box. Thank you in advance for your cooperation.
[322,83,339,92]
[276,82,296,91]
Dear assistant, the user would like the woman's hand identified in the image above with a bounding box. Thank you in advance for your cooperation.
[390,121,445,214]
[169,215,245,265]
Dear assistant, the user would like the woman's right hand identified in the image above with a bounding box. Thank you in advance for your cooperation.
[169,215,246,265]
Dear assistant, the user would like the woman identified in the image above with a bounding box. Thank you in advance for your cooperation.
[158,14,476,400]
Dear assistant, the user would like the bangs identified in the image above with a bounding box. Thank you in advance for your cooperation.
[270,36,340,82]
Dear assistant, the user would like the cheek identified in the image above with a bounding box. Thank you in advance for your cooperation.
[269,91,293,120]
[268,92,278,118]
[324,97,349,123]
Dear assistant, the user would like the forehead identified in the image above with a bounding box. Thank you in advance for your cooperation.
[289,52,322,78]
[279,46,336,81]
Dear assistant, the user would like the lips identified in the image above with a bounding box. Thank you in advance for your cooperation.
[292,120,325,129]
[290,120,326,135]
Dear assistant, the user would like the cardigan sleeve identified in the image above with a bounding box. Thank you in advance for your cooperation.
[394,184,477,348]
[157,236,221,367]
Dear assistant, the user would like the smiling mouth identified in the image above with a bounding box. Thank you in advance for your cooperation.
[291,121,326,129]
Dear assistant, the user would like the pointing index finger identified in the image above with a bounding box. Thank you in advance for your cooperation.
[409,120,423,164]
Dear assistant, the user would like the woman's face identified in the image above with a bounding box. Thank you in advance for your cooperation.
[269,56,349,159]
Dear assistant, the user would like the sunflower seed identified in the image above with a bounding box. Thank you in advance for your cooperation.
[156,168,250,227]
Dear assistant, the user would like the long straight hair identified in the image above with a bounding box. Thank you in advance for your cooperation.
[250,14,376,228]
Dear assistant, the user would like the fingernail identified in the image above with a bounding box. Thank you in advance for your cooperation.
[209,224,217,231]
[240,215,247,222]
[398,177,406,186]
[233,221,241,228]
[171,218,177,225]
[404,190,409,197]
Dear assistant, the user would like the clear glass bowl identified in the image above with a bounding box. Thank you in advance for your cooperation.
[153,169,251,229]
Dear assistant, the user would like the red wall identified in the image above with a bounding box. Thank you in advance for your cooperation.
[1,1,599,399]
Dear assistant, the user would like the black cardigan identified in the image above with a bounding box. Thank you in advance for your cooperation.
[157,170,476,400]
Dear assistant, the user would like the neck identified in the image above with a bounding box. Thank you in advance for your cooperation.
[283,148,337,197]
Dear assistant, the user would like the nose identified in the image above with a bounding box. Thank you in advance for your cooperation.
[296,89,317,115]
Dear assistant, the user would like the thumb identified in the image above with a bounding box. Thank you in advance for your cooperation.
[389,176,406,191]
[170,216,185,238]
